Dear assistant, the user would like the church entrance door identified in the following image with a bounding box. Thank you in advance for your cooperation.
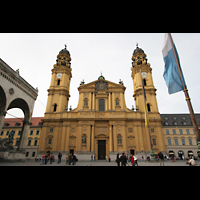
[98,140,106,160]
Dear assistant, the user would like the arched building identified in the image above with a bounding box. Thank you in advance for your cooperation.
[0,58,38,150]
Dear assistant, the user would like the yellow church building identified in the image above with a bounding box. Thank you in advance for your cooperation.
[1,45,199,161]
[38,45,167,160]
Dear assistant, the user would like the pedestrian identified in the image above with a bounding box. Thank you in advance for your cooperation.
[189,157,196,166]
[40,153,45,165]
[66,154,68,165]
[109,156,111,162]
[68,153,72,165]
[50,153,54,164]
[72,154,77,165]
[57,152,61,164]
[130,154,135,166]
[134,155,138,166]
[116,153,120,166]
[158,152,164,166]
[91,155,93,161]
[45,154,48,164]
[120,152,127,166]
[142,155,144,161]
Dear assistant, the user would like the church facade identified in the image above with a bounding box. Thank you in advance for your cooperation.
[38,45,166,160]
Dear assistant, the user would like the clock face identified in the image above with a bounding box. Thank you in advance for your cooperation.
[57,73,62,79]
[141,72,147,78]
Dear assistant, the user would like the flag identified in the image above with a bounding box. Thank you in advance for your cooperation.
[162,33,187,94]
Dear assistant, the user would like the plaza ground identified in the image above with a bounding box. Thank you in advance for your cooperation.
[0,159,199,166]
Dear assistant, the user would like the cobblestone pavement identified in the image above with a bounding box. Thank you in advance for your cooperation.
[0,160,199,166]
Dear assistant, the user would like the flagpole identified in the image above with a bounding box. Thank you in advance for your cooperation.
[168,33,200,144]
[140,69,154,159]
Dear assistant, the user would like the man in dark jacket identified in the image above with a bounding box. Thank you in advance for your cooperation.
[158,152,164,166]
[120,152,127,166]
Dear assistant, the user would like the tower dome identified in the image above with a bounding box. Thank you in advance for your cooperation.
[59,44,70,55]
[133,46,144,55]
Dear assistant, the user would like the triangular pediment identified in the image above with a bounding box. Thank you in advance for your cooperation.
[78,79,125,90]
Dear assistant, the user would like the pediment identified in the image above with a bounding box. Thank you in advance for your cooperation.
[78,79,125,91]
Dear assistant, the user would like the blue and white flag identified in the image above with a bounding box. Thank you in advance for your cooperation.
[162,33,187,94]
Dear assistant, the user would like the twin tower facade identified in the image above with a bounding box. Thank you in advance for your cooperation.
[38,45,166,160]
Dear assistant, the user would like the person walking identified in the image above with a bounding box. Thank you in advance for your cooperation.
[66,154,68,165]
[116,153,120,166]
[158,152,164,166]
[134,155,138,166]
[50,153,54,164]
[57,152,62,164]
[40,153,45,165]
[189,157,196,166]
[68,153,72,165]
[130,154,135,166]
[72,154,77,165]
[120,152,127,166]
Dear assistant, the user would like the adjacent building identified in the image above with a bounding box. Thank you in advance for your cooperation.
[161,114,200,159]
[0,117,43,159]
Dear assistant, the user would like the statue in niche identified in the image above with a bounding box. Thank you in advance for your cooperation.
[116,99,119,106]
[82,136,86,144]
[84,99,88,106]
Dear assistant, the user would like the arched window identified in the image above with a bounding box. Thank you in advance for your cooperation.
[118,134,122,145]
[53,104,57,112]
[147,103,151,112]
[57,80,60,86]
[99,99,105,111]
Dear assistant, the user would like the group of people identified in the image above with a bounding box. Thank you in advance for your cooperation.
[39,152,78,165]
[40,153,56,165]
[66,153,78,165]
[116,152,138,166]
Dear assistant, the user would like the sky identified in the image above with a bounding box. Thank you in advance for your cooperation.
[1,33,200,119]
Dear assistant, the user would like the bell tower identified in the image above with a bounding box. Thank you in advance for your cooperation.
[131,45,159,113]
[45,45,72,113]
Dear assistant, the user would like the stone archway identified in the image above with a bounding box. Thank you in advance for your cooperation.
[7,98,31,150]
[0,58,38,151]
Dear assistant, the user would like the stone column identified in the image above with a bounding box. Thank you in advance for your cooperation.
[109,125,113,151]
[92,93,95,110]
[91,125,94,151]
[109,93,111,110]
[0,110,6,134]
[18,120,31,150]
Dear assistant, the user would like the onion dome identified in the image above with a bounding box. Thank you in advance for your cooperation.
[59,44,70,55]
[133,46,144,55]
